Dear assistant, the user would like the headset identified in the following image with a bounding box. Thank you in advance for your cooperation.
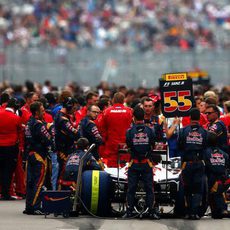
[62,97,77,111]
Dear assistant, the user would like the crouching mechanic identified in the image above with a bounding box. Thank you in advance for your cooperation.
[59,138,102,190]
[23,102,54,215]
[125,106,160,219]
[204,132,230,219]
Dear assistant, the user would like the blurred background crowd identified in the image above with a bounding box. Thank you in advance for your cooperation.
[1,78,230,109]
[0,0,229,51]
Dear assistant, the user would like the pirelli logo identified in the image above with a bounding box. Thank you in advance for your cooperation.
[163,72,187,81]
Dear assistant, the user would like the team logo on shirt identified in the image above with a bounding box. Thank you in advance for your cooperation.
[210,152,225,166]
[186,131,203,144]
[208,124,217,133]
[66,155,80,166]
[133,132,149,145]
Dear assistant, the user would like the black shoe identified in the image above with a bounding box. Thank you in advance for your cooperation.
[184,214,190,219]
[212,216,223,219]
[149,212,160,220]
[190,214,201,220]
[16,193,26,199]
[23,209,44,215]
[23,209,34,215]
[122,213,131,218]
[0,196,17,200]
[212,214,223,219]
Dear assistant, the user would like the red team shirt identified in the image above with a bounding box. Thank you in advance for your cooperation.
[182,113,208,128]
[99,103,133,167]
[220,114,230,146]
[0,108,23,147]
[75,106,87,127]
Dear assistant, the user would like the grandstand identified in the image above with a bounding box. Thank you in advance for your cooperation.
[0,0,229,50]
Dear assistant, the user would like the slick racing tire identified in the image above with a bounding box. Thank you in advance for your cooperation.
[81,170,112,217]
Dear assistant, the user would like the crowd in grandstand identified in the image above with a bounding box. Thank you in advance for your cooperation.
[0,0,229,51]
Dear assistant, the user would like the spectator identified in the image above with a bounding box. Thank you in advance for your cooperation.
[1,1,229,51]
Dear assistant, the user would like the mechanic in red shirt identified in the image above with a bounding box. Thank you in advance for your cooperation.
[220,101,230,129]
[21,92,39,124]
[100,92,133,167]
[39,97,53,123]
[95,96,111,157]
[0,98,23,200]
[75,91,99,127]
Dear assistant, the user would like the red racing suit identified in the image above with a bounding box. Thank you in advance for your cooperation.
[21,104,32,125]
[99,103,132,167]
[13,104,31,196]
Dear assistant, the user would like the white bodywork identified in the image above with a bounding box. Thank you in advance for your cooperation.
[104,162,181,182]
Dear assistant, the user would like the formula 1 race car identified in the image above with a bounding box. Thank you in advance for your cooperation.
[80,160,208,218]
[42,143,209,218]
[78,143,209,218]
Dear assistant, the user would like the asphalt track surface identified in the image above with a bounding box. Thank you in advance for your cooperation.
[1,200,230,230]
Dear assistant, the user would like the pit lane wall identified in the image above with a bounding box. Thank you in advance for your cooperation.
[1,46,230,87]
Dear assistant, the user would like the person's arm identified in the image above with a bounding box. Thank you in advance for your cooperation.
[163,117,180,139]
[126,129,132,149]
[35,121,53,148]
[86,154,102,170]
[61,116,80,140]
[89,122,103,145]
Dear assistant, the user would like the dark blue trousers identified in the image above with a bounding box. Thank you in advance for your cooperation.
[127,163,153,210]
[208,174,226,218]
[25,152,47,212]
[182,161,205,215]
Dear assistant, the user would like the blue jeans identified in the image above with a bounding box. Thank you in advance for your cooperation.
[50,152,59,190]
